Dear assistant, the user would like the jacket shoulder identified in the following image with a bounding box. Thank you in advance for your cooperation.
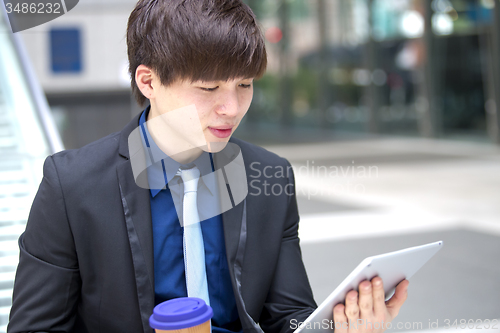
[53,131,121,162]
[48,131,124,184]
[50,111,141,171]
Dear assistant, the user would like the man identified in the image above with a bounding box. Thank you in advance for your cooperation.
[8,0,408,332]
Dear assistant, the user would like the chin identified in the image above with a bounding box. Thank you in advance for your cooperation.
[204,140,230,153]
[200,131,233,152]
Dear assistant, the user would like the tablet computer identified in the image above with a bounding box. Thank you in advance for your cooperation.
[293,241,443,333]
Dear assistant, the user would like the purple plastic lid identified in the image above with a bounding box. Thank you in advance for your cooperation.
[149,297,213,330]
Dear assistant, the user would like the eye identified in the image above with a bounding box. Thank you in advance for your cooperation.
[200,86,219,92]
[239,83,252,89]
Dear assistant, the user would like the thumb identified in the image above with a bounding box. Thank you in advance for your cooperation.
[386,280,409,319]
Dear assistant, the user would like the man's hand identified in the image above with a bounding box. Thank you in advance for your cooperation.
[333,277,409,333]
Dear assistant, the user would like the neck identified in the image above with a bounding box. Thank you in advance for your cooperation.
[169,149,204,165]
[146,106,206,164]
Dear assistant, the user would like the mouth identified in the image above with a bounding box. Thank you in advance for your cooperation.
[208,126,233,139]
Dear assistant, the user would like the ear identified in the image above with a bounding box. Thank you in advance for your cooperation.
[135,64,157,100]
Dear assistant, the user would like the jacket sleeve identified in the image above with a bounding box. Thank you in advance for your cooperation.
[259,160,317,333]
[8,156,81,333]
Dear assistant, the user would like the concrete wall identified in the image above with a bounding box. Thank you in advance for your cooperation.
[18,0,137,94]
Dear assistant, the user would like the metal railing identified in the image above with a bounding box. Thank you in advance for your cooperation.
[0,6,63,332]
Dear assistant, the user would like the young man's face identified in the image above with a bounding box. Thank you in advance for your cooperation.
[148,76,254,146]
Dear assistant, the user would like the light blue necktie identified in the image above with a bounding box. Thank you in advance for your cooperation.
[177,167,210,306]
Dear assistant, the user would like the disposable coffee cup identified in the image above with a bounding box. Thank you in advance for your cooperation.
[149,297,213,333]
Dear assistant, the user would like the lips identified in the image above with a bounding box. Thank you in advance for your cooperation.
[209,127,233,138]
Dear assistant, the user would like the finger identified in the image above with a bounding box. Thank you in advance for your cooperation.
[386,279,409,319]
[333,303,349,333]
[345,289,360,322]
[372,277,386,316]
[358,280,373,319]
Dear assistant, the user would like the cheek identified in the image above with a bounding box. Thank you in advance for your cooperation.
[239,90,254,116]
[198,110,211,128]
[193,98,216,125]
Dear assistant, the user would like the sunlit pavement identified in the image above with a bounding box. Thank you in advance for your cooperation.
[265,137,500,331]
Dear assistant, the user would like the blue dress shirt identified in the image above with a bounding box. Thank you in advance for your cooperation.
[139,108,241,332]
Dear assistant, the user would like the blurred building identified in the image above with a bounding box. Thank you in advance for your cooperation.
[15,0,500,148]
[17,0,138,149]
[249,0,500,143]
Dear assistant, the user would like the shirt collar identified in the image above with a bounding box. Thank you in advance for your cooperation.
[138,107,215,197]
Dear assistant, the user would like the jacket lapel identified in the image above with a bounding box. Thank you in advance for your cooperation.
[218,141,245,266]
[222,199,251,329]
[221,198,244,267]
[220,141,263,332]
[117,113,155,332]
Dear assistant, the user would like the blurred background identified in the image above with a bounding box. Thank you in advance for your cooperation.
[0,0,499,332]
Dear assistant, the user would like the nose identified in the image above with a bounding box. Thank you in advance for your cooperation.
[215,91,240,117]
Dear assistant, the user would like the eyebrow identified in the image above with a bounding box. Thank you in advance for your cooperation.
[195,78,254,84]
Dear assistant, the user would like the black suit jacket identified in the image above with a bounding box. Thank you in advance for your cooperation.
[8,113,317,333]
